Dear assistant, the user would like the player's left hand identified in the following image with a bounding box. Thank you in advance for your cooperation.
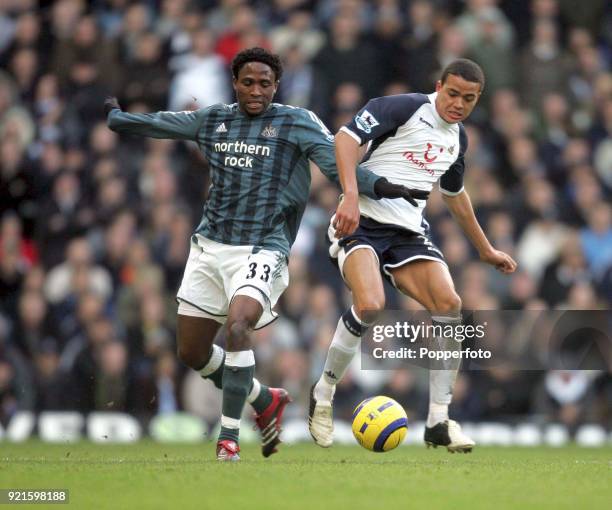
[333,194,360,238]
[480,249,517,274]
[104,96,121,116]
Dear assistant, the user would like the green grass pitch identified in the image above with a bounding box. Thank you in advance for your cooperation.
[1,441,610,509]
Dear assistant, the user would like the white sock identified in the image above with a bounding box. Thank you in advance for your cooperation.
[246,378,261,404]
[427,403,449,428]
[427,314,462,427]
[220,415,241,430]
[198,344,224,377]
[314,307,368,404]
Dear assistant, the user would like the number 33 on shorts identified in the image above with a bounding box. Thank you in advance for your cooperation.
[177,235,289,329]
[245,260,272,282]
[230,249,289,327]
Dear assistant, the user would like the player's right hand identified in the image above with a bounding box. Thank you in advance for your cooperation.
[374,177,430,206]
[104,96,121,116]
[480,248,517,274]
[333,194,360,238]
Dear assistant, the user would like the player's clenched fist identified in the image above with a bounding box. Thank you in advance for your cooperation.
[104,96,121,116]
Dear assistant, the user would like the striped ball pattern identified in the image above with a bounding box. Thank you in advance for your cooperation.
[351,396,408,452]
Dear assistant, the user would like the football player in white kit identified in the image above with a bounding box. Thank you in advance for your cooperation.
[309,59,517,453]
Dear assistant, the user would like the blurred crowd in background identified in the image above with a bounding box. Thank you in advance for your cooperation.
[0,0,610,435]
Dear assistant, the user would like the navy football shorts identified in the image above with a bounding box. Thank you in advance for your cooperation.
[328,216,447,289]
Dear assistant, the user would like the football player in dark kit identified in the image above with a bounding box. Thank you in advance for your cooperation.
[105,47,426,461]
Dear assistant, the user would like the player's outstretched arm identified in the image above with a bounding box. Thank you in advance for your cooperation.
[293,108,378,207]
[104,96,203,140]
[333,130,362,238]
[443,190,517,274]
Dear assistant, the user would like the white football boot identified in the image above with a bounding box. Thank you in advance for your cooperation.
[308,385,334,448]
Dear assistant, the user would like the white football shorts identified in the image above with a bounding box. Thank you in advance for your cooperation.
[176,234,289,329]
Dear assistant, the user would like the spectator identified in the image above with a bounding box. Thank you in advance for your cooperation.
[155,0,189,43]
[519,18,574,113]
[169,28,230,111]
[467,7,516,107]
[44,237,113,305]
[95,340,134,411]
[121,32,168,110]
[33,339,64,412]
[532,370,600,433]
[35,172,94,268]
[215,4,269,65]
[580,202,612,276]
[277,44,329,115]
[0,212,37,268]
[51,15,118,92]
[313,12,384,99]
[120,3,153,61]
[539,233,591,306]
[399,0,439,93]
[0,134,37,234]
[269,8,325,59]
[64,316,116,412]
[0,11,43,70]
[516,178,570,280]
[12,290,58,359]
[455,0,515,51]
[0,317,35,419]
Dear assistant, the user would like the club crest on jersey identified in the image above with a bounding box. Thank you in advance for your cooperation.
[424,142,443,163]
[403,143,444,176]
[261,124,278,138]
[355,110,379,133]
[449,145,455,155]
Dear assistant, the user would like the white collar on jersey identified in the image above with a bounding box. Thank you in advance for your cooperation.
[427,92,455,129]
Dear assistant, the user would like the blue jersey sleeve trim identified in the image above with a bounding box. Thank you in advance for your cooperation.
[439,123,468,194]
[344,94,430,146]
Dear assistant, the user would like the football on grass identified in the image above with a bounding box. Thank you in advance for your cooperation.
[351,396,408,452]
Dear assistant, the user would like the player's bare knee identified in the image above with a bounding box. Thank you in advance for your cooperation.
[176,342,203,369]
[226,317,254,351]
[354,293,385,315]
[434,292,462,315]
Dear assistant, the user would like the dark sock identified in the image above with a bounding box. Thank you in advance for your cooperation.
[250,383,273,414]
[200,346,272,414]
[219,364,254,443]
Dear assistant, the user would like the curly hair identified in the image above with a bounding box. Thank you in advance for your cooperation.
[231,47,283,82]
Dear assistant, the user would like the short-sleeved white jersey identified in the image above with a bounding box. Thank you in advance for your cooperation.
[342,92,468,234]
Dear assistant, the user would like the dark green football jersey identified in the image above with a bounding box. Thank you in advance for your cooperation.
[108,103,379,256]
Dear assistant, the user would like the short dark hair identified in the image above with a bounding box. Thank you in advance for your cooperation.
[441,59,485,91]
[231,47,283,82]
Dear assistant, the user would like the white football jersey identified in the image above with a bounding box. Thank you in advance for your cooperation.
[341,92,467,234]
